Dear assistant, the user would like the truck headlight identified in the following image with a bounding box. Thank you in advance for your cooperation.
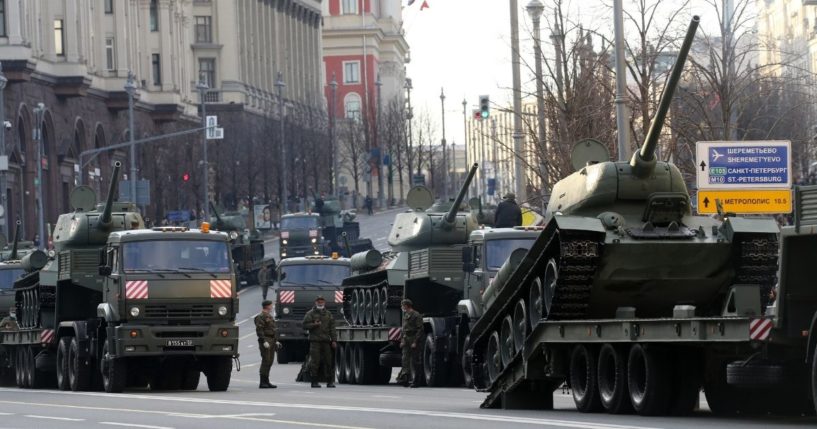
[229,231,239,240]
[282,239,288,245]
[311,238,317,244]
[130,307,140,317]
[282,307,291,315]
[218,305,228,316]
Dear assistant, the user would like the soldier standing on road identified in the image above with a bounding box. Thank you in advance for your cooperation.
[398,299,424,388]
[255,300,278,389]
[303,296,337,388]
[494,193,523,228]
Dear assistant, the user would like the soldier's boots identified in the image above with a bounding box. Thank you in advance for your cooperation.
[259,375,277,389]
[326,382,336,388]
[311,381,321,388]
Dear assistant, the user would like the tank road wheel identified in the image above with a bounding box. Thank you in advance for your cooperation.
[56,336,72,391]
[204,356,232,392]
[68,337,91,391]
[344,343,356,384]
[381,287,389,322]
[627,345,671,416]
[570,345,603,413]
[597,344,632,414]
[461,335,474,389]
[364,290,374,326]
[335,343,347,383]
[542,258,559,318]
[423,333,446,387]
[372,289,382,325]
[499,316,516,367]
[485,331,502,385]
[351,290,361,326]
[101,341,126,393]
[512,299,528,352]
[528,277,544,327]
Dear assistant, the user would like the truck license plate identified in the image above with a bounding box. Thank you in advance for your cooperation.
[166,339,193,347]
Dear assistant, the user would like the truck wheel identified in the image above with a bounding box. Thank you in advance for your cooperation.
[68,337,91,391]
[597,344,632,414]
[486,331,501,385]
[353,343,375,384]
[499,316,516,367]
[56,336,72,391]
[627,344,671,416]
[335,344,346,383]
[461,335,474,389]
[512,299,528,351]
[22,347,33,388]
[375,363,391,385]
[423,333,446,387]
[180,367,201,390]
[528,278,544,327]
[14,348,24,387]
[570,345,603,413]
[101,341,126,393]
[813,343,817,416]
[726,359,786,387]
[205,356,232,392]
[277,346,290,364]
[344,343,356,384]
[668,348,702,415]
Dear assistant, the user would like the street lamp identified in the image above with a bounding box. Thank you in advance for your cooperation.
[439,87,448,201]
[124,71,138,209]
[526,0,549,191]
[0,62,8,238]
[33,103,45,249]
[275,72,287,214]
[404,79,416,180]
[375,74,384,209]
[461,98,468,198]
[329,73,338,199]
[196,73,210,221]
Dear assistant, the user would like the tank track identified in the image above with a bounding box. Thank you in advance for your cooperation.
[547,232,603,320]
[734,234,779,314]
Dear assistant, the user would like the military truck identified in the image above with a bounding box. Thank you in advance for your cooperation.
[279,198,372,260]
[0,162,239,393]
[273,254,351,363]
[210,203,276,288]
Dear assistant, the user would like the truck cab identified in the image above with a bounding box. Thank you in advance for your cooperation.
[279,213,323,259]
[273,254,350,363]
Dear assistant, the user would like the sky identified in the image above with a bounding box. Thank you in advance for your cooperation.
[401,0,737,150]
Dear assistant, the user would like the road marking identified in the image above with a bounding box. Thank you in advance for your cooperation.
[237,285,258,296]
[25,414,84,421]
[237,313,259,325]
[0,412,13,415]
[242,363,258,368]
[100,422,175,429]
[372,395,400,399]
[0,390,664,429]
[239,332,257,340]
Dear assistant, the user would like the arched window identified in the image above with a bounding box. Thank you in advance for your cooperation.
[344,92,361,121]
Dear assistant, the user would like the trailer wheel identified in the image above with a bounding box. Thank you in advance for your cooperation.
[668,348,702,416]
[353,343,375,384]
[499,316,516,367]
[68,337,91,391]
[812,343,817,416]
[542,258,558,318]
[372,289,382,325]
[22,347,33,388]
[344,343,356,384]
[14,348,24,387]
[335,344,346,383]
[422,333,446,387]
[512,299,527,352]
[101,341,126,393]
[56,336,72,391]
[486,331,501,385]
[204,356,232,392]
[597,344,632,414]
[628,344,671,416]
[528,278,544,327]
[570,345,603,413]
[461,335,474,389]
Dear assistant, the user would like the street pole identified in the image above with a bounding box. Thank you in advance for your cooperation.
[440,87,448,201]
[375,74,384,209]
[462,99,468,198]
[527,1,549,193]
[275,72,288,214]
[330,73,338,198]
[125,71,138,209]
[0,63,7,238]
[405,79,416,179]
[33,103,45,249]
[509,0,526,202]
[196,74,210,221]
[613,0,631,161]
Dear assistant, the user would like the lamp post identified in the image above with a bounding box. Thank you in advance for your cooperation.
[125,71,138,209]
[440,87,448,201]
[0,63,7,238]
[526,0,548,191]
[275,72,288,214]
[461,98,468,198]
[196,74,210,221]
[33,103,45,249]
[405,78,416,179]
[329,73,338,198]
[613,0,631,160]
[509,0,526,202]
[375,74,384,209]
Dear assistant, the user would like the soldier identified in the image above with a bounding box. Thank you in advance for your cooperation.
[494,193,523,228]
[261,259,277,301]
[398,299,424,388]
[302,296,337,388]
[254,300,278,389]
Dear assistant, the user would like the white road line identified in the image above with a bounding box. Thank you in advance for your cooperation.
[372,395,400,399]
[242,363,258,368]
[239,332,257,340]
[0,412,13,415]
[237,285,258,296]
[25,414,84,421]
[100,422,175,429]
[237,313,259,325]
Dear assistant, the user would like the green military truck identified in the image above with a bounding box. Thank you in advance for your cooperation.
[273,255,351,363]
[210,203,275,288]
[279,199,372,260]
[0,162,239,393]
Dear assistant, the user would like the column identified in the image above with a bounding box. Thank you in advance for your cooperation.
[7,0,23,44]
[65,0,79,62]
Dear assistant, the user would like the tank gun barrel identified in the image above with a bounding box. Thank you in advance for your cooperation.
[444,163,479,225]
[209,202,223,226]
[9,220,21,260]
[631,15,699,177]
[99,161,122,228]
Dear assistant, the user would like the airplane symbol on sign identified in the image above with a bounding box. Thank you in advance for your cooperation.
[711,149,724,162]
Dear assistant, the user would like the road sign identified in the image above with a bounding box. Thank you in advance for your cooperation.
[207,127,224,140]
[696,189,792,214]
[696,140,791,189]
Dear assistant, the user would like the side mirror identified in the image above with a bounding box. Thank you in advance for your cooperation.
[462,247,475,273]
[99,265,112,276]
[279,272,287,281]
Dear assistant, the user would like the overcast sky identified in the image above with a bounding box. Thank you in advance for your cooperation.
[402,0,738,149]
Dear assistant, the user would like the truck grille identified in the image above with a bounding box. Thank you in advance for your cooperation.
[144,304,215,319]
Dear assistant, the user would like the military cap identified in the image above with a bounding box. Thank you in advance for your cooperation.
[261,300,273,307]
[401,299,413,307]
[315,295,326,302]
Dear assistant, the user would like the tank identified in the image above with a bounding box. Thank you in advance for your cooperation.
[528,16,778,320]
[209,202,272,286]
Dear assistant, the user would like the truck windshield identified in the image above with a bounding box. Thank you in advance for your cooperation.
[281,216,319,230]
[485,239,535,271]
[0,268,25,288]
[280,264,350,286]
[123,240,231,273]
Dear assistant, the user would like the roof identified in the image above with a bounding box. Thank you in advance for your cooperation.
[278,255,351,267]
[108,228,229,243]
[468,227,543,242]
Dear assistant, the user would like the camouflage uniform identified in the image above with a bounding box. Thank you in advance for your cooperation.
[303,306,337,383]
[399,308,424,385]
[255,311,277,379]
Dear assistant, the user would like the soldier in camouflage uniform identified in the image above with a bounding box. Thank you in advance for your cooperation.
[254,300,278,389]
[398,299,424,387]
[303,296,337,388]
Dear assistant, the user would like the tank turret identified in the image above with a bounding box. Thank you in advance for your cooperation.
[388,163,479,252]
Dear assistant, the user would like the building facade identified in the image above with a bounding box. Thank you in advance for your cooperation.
[0,0,324,239]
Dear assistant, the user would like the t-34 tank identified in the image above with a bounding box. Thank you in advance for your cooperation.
[524,16,777,320]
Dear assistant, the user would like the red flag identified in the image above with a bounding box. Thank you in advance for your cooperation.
[420,0,429,10]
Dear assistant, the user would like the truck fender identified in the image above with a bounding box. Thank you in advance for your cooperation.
[424,317,451,339]
[806,311,817,365]
[97,303,117,322]
[457,299,479,320]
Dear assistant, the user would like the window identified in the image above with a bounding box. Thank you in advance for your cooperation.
[195,16,212,43]
[122,240,231,273]
[0,0,7,37]
[152,54,161,86]
[149,0,158,31]
[279,264,351,286]
[485,238,535,271]
[279,216,319,230]
[105,37,115,71]
[341,0,358,15]
[198,58,216,87]
[104,0,113,14]
[343,61,360,84]
[344,93,361,120]
[54,19,65,56]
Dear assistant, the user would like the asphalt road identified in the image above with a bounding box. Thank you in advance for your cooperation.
[0,209,814,428]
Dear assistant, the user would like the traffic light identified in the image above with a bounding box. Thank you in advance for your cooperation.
[182,172,190,182]
[479,95,490,119]
[473,109,482,121]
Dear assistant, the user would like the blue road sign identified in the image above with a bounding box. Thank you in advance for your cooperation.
[696,140,791,189]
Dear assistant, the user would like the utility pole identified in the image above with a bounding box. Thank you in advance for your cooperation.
[405,79,416,179]
[462,98,468,198]
[196,74,210,221]
[275,73,287,214]
[330,73,338,198]
[440,87,448,201]
[125,71,138,209]
[724,0,737,140]
[509,0,526,202]
[613,0,631,161]
[527,0,549,191]
[0,63,8,238]
[33,103,45,249]
[375,74,384,208]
